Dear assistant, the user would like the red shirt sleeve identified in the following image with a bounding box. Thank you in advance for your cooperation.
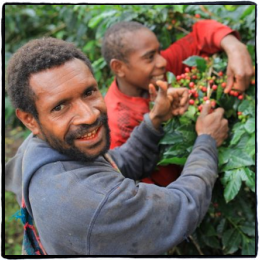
[161,19,240,76]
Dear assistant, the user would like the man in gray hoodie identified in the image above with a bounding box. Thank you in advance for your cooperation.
[5,37,228,255]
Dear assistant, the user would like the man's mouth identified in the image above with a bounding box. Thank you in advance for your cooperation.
[76,125,101,140]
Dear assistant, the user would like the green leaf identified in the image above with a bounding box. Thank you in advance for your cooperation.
[241,5,255,19]
[240,224,255,237]
[240,168,255,192]
[183,105,197,121]
[166,71,176,85]
[88,10,117,28]
[176,125,197,143]
[222,229,242,254]
[244,118,255,134]
[173,5,184,13]
[221,149,255,171]
[218,147,230,166]
[222,169,242,202]
[159,133,183,145]
[158,157,187,166]
[183,56,207,72]
[230,130,246,145]
[238,100,255,117]
[217,218,227,234]
[241,236,255,255]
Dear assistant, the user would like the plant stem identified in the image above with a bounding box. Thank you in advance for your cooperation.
[189,235,204,255]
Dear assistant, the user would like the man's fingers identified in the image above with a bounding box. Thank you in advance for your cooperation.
[224,73,234,94]
[199,100,211,117]
[179,89,189,106]
[213,107,225,118]
[149,84,157,102]
[156,80,168,99]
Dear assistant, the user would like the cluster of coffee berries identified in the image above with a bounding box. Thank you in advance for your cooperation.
[172,56,253,116]
[237,111,248,123]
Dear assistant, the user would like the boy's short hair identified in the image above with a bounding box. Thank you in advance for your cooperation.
[6,37,93,119]
[101,21,147,66]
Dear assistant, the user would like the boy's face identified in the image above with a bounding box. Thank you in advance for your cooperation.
[122,28,167,91]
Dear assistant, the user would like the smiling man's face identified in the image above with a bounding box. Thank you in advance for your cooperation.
[28,58,110,161]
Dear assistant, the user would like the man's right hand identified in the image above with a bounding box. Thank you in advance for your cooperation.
[196,101,229,147]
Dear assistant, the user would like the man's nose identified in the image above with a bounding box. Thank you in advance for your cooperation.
[72,100,99,126]
[156,54,167,69]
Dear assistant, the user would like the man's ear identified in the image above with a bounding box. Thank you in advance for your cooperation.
[110,59,126,78]
[16,109,40,135]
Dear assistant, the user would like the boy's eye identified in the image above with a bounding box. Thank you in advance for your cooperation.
[148,54,154,60]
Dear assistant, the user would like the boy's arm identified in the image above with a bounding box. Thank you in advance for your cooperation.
[161,19,239,76]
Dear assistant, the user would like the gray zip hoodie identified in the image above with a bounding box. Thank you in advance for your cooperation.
[5,114,218,255]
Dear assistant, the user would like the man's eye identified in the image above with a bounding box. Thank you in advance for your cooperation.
[52,104,64,112]
[84,87,97,97]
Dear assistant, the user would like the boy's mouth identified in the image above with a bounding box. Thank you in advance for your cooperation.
[151,74,164,81]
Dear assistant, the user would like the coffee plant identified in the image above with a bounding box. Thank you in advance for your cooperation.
[158,55,256,255]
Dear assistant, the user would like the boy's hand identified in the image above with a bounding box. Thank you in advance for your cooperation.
[220,34,254,94]
[196,101,229,147]
[149,80,189,130]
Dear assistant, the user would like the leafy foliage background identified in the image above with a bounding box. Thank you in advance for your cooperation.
[4,4,256,256]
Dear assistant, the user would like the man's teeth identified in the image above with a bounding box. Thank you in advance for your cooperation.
[79,129,98,139]
[152,75,164,81]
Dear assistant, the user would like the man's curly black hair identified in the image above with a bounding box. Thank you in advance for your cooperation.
[6,37,94,119]
[101,21,147,66]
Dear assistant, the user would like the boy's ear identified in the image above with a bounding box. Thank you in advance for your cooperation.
[16,109,41,136]
[110,59,126,77]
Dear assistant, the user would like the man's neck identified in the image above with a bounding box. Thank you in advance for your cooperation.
[116,78,148,98]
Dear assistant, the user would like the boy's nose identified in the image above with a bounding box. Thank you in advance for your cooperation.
[156,54,167,69]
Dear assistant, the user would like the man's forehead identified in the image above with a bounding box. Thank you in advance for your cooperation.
[29,58,94,95]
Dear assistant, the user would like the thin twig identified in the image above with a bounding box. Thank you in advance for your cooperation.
[173,25,190,34]
[199,5,214,17]
[188,235,204,255]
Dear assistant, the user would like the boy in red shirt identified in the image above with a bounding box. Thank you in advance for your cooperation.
[102,19,253,186]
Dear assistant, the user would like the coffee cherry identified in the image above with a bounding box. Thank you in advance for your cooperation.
[251,79,255,85]
[238,94,244,100]
[211,100,216,108]
[176,75,181,81]
[237,111,243,116]
[167,24,173,30]
[209,79,214,85]
[221,82,227,88]
[203,96,209,101]
[189,99,195,105]
[195,13,201,18]
[185,67,190,73]
[233,91,239,97]
[201,87,207,92]
[189,82,195,88]
[218,71,223,77]
[212,85,218,90]
[230,90,235,96]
